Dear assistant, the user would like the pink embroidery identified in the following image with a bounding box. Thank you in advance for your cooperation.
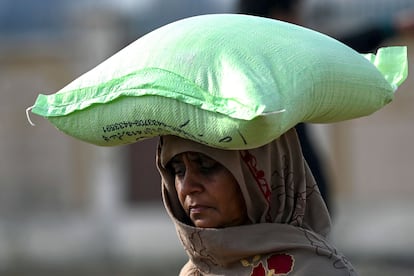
[241,150,272,221]
[247,254,295,276]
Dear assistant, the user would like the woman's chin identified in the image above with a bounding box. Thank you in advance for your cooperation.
[192,218,218,228]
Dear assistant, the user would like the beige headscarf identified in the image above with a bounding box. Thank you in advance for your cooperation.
[157,128,356,275]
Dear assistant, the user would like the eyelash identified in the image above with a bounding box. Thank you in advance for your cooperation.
[172,166,185,177]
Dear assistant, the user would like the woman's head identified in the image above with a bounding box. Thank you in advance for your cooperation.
[157,135,253,228]
[166,151,247,228]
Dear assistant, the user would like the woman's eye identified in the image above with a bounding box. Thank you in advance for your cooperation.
[167,161,185,177]
[172,166,185,176]
[200,162,216,170]
[199,158,219,172]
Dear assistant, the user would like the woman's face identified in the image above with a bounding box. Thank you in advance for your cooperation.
[168,151,247,228]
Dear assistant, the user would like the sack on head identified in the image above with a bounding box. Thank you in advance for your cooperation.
[29,14,408,149]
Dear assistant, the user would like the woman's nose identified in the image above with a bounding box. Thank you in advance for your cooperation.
[179,168,203,195]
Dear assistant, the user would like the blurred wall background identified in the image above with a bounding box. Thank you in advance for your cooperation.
[1,0,413,275]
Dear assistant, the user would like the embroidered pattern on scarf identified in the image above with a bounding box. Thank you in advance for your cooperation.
[177,228,218,274]
[301,228,356,275]
[241,253,295,275]
[241,150,273,222]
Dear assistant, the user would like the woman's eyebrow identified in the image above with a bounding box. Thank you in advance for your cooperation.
[169,157,182,165]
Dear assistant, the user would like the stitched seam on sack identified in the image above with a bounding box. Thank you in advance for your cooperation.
[33,67,260,119]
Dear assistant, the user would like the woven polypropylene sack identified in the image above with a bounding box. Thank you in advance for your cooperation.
[30,14,408,149]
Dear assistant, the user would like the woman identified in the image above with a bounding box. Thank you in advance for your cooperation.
[156,128,357,275]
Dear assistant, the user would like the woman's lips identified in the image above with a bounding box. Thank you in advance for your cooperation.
[189,205,211,214]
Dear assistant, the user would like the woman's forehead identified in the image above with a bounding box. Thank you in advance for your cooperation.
[169,151,215,163]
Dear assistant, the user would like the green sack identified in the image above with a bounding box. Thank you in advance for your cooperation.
[29,14,408,149]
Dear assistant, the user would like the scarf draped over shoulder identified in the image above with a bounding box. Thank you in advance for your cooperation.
[156,128,356,275]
